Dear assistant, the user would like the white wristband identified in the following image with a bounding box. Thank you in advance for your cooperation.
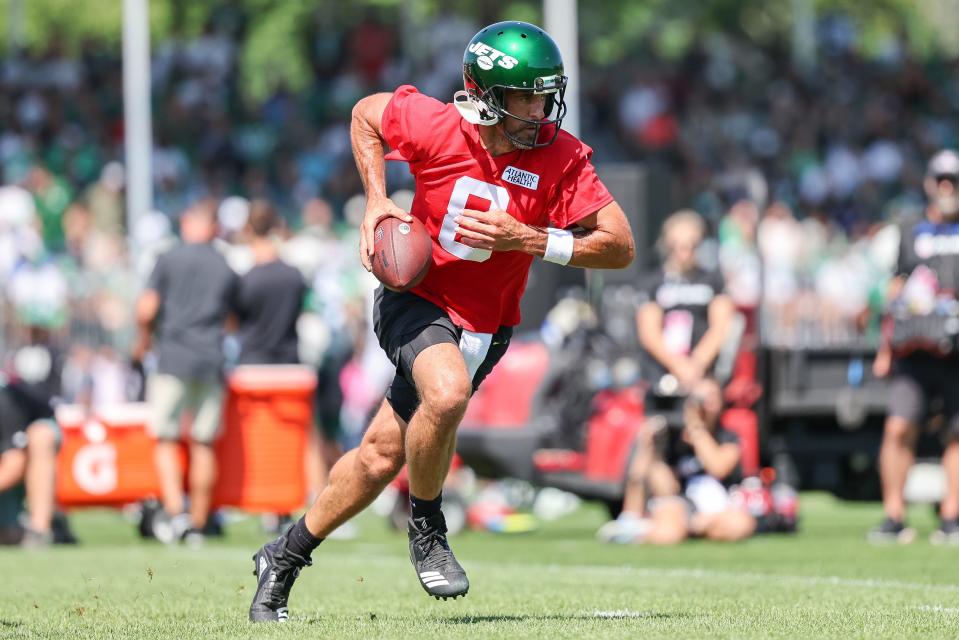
[544,227,574,265]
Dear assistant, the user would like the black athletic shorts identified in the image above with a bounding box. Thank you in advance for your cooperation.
[0,384,56,455]
[372,287,513,423]
[888,353,959,438]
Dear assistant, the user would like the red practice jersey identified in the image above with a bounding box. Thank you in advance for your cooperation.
[381,85,614,333]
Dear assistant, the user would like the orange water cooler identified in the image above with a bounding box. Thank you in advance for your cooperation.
[213,365,315,513]
[55,403,166,507]
[55,365,316,513]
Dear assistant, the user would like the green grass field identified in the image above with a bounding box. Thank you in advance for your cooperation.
[0,494,957,639]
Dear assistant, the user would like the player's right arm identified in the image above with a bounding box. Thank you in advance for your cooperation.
[132,289,159,364]
[351,93,413,272]
[132,254,164,363]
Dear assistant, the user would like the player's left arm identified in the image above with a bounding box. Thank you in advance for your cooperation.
[683,406,741,480]
[690,434,741,481]
[456,200,635,269]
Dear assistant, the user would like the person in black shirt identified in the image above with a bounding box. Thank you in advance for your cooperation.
[636,210,734,415]
[236,201,307,365]
[0,376,59,547]
[598,377,755,544]
[134,199,240,545]
[870,149,959,545]
[233,201,309,535]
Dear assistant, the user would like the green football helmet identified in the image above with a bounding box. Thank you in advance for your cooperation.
[457,21,567,149]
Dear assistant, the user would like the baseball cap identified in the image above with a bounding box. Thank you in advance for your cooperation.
[217,196,250,233]
[927,149,959,179]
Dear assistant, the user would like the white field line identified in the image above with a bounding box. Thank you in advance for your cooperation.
[530,564,959,594]
[158,546,959,594]
[337,554,959,594]
[592,610,656,619]
[915,605,959,614]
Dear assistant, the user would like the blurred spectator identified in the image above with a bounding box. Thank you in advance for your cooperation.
[6,228,69,333]
[235,200,306,365]
[757,201,802,329]
[233,198,308,535]
[718,198,762,311]
[617,70,678,153]
[1,263,72,548]
[134,199,239,546]
[869,149,959,545]
[26,165,73,253]
[599,377,755,545]
[347,9,398,87]
[81,161,125,235]
[0,377,60,547]
[0,186,37,278]
[2,321,66,415]
[0,6,952,241]
[636,210,735,408]
[132,210,176,281]
[281,197,338,283]
[216,196,255,275]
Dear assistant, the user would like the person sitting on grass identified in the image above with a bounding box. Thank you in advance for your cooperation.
[599,376,755,545]
[0,376,60,547]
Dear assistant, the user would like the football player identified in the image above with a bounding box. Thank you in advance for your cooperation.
[249,21,634,622]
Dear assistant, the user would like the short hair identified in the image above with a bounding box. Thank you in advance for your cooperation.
[247,199,277,238]
[657,209,705,256]
[183,197,218,224]
[661,209,705,240]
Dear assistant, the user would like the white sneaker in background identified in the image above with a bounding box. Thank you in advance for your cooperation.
[153,511,192,545]
[596,513,651,544]
[326,520,359,541]
[182,529,206,549]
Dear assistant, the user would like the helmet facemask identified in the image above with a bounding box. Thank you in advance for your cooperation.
[460,72,568,149]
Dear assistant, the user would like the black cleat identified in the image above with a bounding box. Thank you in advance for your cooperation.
[930,519,959,546]
[408,513,469,600]
[249,526,312,623]
[866,517,916,544]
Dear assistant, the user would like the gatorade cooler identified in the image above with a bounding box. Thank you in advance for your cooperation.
[212,365,315,513]
[55,403,164,507]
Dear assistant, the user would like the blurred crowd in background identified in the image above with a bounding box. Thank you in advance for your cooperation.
[0,6,954,417]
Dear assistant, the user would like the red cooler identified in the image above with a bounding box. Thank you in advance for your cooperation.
[212,365,315,513]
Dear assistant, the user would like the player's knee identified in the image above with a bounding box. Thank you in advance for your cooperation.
[421,376,471,424]
[648,499,688,545]
[27,421,57,453]
[648,523,687,546]
[883,417,915,445]
[710,512,755,541]
[731,513,757,540]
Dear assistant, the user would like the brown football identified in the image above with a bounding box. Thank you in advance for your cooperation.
[371,216,432,292]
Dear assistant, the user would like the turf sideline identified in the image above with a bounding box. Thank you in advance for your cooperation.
[229,549,959,594]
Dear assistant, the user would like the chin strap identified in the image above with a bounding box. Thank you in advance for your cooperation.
[453,91,500,126]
